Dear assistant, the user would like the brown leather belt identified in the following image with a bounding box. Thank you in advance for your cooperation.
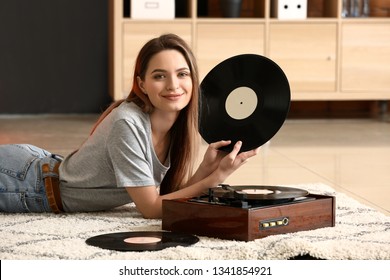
[42,162,63,214]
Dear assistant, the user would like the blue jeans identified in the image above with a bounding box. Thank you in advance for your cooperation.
[0,144,61,213]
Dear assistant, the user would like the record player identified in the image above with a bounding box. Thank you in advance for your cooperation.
[162,185,335,241]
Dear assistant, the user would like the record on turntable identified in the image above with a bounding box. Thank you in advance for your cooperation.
[199,54,291,152]
[214,184,309,201]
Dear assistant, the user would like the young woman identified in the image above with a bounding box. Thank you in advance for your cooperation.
[0,34,259,218]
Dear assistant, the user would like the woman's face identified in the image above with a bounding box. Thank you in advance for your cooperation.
[137,49,193,115]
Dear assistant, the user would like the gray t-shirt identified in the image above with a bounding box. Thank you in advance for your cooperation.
[59,101,170,212]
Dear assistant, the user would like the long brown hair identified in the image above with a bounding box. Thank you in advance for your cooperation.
[91,33,200,195]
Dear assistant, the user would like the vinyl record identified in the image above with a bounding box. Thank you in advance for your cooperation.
[199,54,290,152]
[86,231,199,252]
[213,185,309,201]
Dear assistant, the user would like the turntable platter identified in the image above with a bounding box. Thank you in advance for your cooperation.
[215,184,309,201]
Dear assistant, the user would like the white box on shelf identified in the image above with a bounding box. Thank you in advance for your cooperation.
[131,0,175,20]
[272,0,307,20]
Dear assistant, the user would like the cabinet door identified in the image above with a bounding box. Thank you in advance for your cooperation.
[341,23,390,92]
[269,23,337,95]
[122,23,192,96]
[196,23,265,79]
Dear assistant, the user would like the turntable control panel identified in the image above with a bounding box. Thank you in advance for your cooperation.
[260,217,289,230]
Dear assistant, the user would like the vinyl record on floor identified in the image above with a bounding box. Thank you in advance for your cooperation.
[199,54,291,152]
[86,231,199,252]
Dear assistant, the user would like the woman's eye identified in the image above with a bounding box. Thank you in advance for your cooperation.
[153,74,165,80]
[179,72,190,78]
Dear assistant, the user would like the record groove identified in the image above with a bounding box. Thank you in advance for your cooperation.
[86,231,199,252]
[199,54,290,152]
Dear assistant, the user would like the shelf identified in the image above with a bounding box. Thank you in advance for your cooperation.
[293,91,390,101]
[268,18,339,23]
[341,22,390,92]
[110,0,390,101]
[121,18,193,24]
[120,0,390,21]
[196,18,265,24]
[340,17,390,23]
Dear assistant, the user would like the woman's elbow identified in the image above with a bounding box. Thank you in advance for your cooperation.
[140,210,162,219]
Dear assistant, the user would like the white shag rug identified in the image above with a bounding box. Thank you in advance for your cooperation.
[1,183,389,260]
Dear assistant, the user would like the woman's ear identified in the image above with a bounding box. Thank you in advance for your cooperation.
[137,76,147,95]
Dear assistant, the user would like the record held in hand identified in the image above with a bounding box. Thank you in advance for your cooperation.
[86,231,199,252]
[199,54,291,152]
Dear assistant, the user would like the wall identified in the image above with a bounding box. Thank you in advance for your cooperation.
[0,0,111,114]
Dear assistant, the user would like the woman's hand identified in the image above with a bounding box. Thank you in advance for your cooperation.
[193,140,259,186]
[212,141,260,183]
[199,140,232,175]
[200,140,259,174]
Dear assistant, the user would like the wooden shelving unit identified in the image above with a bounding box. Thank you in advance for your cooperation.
[109,0,390,102]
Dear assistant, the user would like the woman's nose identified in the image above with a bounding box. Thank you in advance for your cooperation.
[166,76,179,91]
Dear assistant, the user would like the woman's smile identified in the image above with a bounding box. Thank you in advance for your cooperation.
[162,93,184,101]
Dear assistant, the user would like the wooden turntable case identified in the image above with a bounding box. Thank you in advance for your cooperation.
[162,194,335,241]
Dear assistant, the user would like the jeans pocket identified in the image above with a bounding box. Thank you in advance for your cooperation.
[0,145,51,213]
[23,192,47,212]
[0,144,37,180]
[0,192,47,213]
